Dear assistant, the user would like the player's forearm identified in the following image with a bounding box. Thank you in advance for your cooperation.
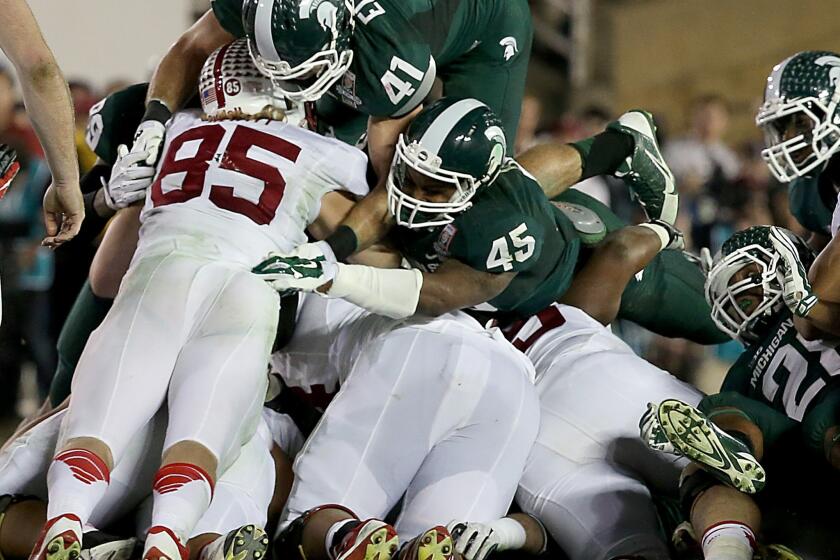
[367,108,421,183]
[517,142,582,199]
[19,58,79,187]
[337,186,394,252]
[794,301,840,341]
[147,11,233,112]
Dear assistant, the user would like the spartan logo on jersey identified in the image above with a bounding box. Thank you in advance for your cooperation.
[499,37,518,61]
[815,55,840,88]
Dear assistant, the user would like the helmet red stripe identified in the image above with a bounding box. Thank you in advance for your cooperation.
[213,42,232,109]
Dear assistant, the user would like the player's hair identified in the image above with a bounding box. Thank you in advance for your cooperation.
[202,105,289,123]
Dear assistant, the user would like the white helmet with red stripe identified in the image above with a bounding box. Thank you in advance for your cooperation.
[199,38,304,123]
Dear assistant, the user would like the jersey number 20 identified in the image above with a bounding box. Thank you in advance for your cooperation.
[150,124,301,225]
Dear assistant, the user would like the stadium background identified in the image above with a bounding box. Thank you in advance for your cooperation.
[0,0,839,430]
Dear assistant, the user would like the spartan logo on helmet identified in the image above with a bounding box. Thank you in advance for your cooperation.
[243,0,355,103]
[756,50,840,182]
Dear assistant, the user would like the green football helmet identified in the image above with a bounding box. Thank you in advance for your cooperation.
[242,0,355,103]
[756,50,840,182]
[705,226,814,343]
[387,97,508,229]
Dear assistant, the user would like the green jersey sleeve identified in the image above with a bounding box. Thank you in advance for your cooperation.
[85,83,149,165]
[211,0,246,38]
[448,211,544,275]
[788,175,833,236]
[720,350,753,395]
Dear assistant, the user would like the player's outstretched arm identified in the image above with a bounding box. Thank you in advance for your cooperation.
[561,222,683,325]
[0,0,83,245]
[147,10,234,117]
[783,232,840,340]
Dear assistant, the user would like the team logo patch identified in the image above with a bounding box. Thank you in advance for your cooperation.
[335,71,362,107]
[433,223,458,256]
[499,37,518,61]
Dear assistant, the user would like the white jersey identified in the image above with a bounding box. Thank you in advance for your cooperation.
[139,111,369,265]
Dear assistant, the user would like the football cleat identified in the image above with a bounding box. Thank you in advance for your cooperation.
[200,525,269,560]
[332,519,399,560]
[656,399,766,494]
[397,526,454,560]
[142,526,188,560]
[609,110,678,224]
[29,514,83,560]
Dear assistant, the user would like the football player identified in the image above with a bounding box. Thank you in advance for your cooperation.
[269,293,541,560]
[752,51,840,344]
[28,40,371,560]
[254,97,717,344]
[642,226,840,560]
[0,402,301,560]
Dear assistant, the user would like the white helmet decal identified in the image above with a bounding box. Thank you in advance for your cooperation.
[816,55,840,88]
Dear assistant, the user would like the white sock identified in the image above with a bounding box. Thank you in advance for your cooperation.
[701,522,754,560]
[46,448,110,526]
[149,462,214,544]
[198,534,225,560]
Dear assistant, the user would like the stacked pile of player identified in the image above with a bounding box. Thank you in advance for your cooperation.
[0,1,838,559]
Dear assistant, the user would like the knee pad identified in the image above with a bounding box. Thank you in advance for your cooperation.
[679,469,719,520]
[272,504,357,560]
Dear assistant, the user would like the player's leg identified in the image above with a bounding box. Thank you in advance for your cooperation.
[556,189,728,344]
[48,207,142,408]
[187,413,282,560]
[394,332,539,539]
[516,311,701,560]
[799,387,840,466]
[33,250,197,560]
[438,0,532,151]
[142,267,279,560]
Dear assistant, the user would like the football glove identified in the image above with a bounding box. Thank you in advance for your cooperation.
[252,241,337,294]
[609,110,679,224]
[639,402,677,454]
[0,144,20,200]
[447,519,526,560]
[768,226,818,318]
[103,144,156,210]
[128,119,166,166]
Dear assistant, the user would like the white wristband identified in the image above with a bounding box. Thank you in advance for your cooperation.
[489,518,527,551]
[326,263,423,319]
[638,222,671,251]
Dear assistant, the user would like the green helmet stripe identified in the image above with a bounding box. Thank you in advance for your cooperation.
[255,0,281,61]
[419,98,486,156]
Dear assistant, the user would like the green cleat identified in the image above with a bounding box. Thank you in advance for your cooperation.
[656,399,766,494]
[608,110,679,224]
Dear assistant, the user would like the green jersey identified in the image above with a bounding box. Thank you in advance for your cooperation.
[85,83,148,165]
[722,312,840,421]
[393,160,581,318]
[211,0,532,146]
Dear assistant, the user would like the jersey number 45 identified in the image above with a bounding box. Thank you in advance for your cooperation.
[150,124,300,225]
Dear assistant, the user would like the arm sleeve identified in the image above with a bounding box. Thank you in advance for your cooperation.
[211,0,247,38]
[720,353,753,394]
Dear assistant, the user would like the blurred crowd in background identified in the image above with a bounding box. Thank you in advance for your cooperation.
[0,0,817,423]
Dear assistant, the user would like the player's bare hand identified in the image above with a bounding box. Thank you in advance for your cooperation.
[42,181,85,247]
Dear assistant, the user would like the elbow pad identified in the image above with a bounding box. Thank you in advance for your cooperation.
[326,263,423,319]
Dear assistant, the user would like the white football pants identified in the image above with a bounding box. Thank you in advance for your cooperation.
[65,241,279,473]
[513,305,702,560]
[278,296,540,539]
